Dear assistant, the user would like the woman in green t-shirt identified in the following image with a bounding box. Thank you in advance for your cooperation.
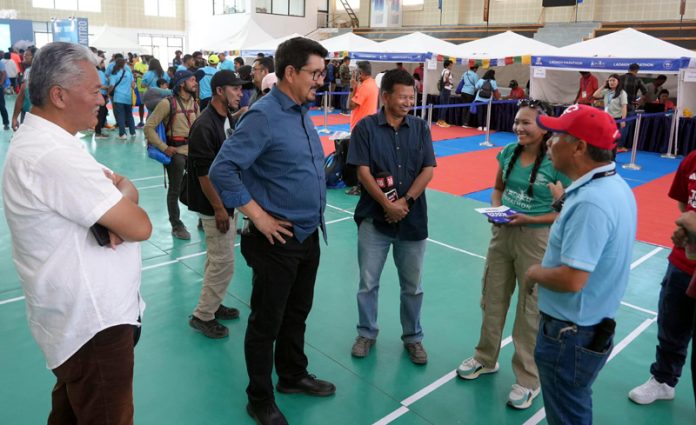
[456,100,571,410]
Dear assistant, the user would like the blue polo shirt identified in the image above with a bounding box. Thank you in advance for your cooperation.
[209,86,327,243]
[347,109,437,241]
[198,66,218,100]
[219,60,235,71]
[141,70,170,88]
[539,163,637,326]
[108,68,134,105]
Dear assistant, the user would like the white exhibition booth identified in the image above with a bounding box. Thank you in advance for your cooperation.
[530,28,696,117]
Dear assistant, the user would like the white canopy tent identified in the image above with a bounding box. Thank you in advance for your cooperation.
[530,28,696,115]
[319,32,380,56]
[207,16,274,53]
[91,25,146,54]
[350,32,461,117]
[241,33,303,57]
[452,31,561,98]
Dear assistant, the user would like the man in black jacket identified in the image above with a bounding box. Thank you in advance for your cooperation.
[185,70,245,338]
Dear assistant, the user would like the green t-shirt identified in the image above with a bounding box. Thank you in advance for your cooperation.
[497,142,571,220]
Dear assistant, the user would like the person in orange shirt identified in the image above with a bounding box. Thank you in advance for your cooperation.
[349,61,379,131]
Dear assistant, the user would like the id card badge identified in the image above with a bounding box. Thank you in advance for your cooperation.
[581,91,587,99]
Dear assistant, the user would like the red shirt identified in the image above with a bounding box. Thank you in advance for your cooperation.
[668,150,696,275]
[576,74,599,105]
[508,87,525,99]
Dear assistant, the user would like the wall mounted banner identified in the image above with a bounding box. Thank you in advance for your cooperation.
[532,55,691,73]
[52,17,88,46]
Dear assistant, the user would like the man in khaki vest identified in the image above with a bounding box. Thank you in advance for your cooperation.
[144,70,201,239]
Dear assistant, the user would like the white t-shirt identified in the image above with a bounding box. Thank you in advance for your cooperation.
[2,113,145,369]
[2,58,18,78]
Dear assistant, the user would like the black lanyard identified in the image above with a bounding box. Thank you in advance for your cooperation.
[552,169,616,212]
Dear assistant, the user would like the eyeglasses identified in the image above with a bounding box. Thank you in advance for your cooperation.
[299,67,327,81]
[518,98,551,115]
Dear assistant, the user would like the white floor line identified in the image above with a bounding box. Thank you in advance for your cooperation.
[522,317,657,425]
[620,301,657,317]
[426,238,487,260]
[374,336,513,424]
[141,242,241,271]
[372,406,410,425]
[326,216,353,225]
[131,175,162,182]
[326,203,354,215]
[0,296,25,305]
[630,247,663,270]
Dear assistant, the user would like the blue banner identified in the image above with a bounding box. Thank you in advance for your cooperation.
[52,18,89,46]
[531,55,690,72]
[350,51,432,62]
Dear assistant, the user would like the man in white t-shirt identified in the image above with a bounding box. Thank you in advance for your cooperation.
[2,42,152,425]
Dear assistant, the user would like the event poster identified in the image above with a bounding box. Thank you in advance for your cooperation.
[371,0,402,28]
[52,17,89,46]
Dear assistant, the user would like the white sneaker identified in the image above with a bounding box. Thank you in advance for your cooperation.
[456,357,499,380]
[507,384,540,409]
[628,376,675,404]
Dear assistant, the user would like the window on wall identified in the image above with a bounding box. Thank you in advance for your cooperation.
[144,0,176,17]
[318,0,328,13]
[138,33,183,66]
[403,0,424,10]
[32,0,101,12]
[335,0,358,12]
[256,0,305,17]
[214,0,246,14]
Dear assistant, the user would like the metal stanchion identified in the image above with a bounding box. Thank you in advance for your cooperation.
[317,91,331,134]
[479,97,494,147]
[622,114,642,171]
[427,105,433,127]
[661,111,678,159]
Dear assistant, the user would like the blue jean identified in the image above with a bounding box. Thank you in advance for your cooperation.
[113,102,135,137]
[535,314,613,425]
[650,263,694,387]
[340,86,349,113]
[356,220,426,343]
[436,89,451,122]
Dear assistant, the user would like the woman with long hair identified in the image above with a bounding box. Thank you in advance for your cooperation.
[109,57,136,139]
[594,73,628,152]
[142,58,169,88]
[456,100,571,410]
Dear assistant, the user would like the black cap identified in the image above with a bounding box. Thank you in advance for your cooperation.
[211,70,248,92]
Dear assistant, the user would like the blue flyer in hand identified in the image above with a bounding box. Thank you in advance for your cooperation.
[475,206,518,224]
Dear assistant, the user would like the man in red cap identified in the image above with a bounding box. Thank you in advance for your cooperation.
[526,104,637,424]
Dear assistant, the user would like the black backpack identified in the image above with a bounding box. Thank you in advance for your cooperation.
[478,79,493,99]
[437,70,446,92]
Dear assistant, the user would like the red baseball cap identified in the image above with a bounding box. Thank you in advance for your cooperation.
[536,104,620,150]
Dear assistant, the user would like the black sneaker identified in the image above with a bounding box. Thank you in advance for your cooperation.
[215,304,240,320]
[188,315,228,338]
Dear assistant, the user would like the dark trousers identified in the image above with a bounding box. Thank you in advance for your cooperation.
[650,263,694,387]
[0,89,8,126]
[460,92,475,126]
[241,227,320,405]
[96,95,109,135]
[165,153,187,227]
[339,86,350,113]
[113,102,135,137]
[48,324,138,425]
[437,89,451,122]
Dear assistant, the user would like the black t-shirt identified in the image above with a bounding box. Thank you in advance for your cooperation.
[185,105,234,216]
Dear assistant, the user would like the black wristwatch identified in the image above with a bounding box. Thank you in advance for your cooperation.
[404,194,415,207]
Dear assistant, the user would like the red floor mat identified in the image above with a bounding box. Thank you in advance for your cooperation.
[311,114,350,127]
[633,172,679,247]
[428,148,502,196]
[430,125,486,141]
[320,136,335,155]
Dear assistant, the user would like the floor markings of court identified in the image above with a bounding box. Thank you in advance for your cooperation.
[1,115,694,424]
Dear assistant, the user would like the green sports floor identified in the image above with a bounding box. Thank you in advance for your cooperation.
[0,96,693,424]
